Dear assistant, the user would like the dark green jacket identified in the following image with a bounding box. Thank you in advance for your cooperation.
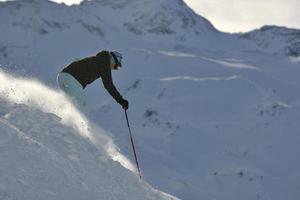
[62,51,125,105]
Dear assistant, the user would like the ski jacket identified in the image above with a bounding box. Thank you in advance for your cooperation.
[62,51,125,105]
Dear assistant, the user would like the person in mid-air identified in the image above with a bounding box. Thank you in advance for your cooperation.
[57,50,128,111]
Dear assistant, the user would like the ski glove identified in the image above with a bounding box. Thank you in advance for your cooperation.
[121,99,129,110]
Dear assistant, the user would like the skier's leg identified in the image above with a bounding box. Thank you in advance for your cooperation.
[57,72,85,111]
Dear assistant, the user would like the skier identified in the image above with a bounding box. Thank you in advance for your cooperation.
[57,50,128,111]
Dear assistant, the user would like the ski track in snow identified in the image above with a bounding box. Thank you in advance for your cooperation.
[158,50,196,58]
[158,50,259,70]
[160,75,240,82]
[159,74,289,107]
[199,56,260,70]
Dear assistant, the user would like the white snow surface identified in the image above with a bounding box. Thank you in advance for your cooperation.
[1,0,300,200]
[0,69,178,200]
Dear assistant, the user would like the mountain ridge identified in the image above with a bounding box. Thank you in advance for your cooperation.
[240,25,300,56]
[1,0,299,56]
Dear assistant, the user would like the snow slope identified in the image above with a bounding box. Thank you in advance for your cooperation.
[1,0,300,200]
[95,48,300,200]
[0,69,178,200]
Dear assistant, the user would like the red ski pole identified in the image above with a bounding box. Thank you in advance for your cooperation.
[124,110,142,179]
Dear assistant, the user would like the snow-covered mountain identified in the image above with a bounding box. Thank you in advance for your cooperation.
[0,0,218,44]
[82,0,218,36]
[1,0,300,200]
[0,0,298,51]
[240,25,300,56]
[1,0,299,62]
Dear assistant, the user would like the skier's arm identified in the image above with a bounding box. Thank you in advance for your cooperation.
[101,69,125,105]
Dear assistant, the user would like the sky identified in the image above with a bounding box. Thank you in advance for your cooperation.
[184,0,300,32]
[1,0,299,33]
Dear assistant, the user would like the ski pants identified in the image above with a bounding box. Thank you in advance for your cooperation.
[57,72,85,111]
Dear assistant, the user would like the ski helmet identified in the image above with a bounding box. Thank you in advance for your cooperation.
[110,51,122,67]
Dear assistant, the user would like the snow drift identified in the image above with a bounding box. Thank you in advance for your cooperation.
[0,69,134,171]
[0,69,178,200]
